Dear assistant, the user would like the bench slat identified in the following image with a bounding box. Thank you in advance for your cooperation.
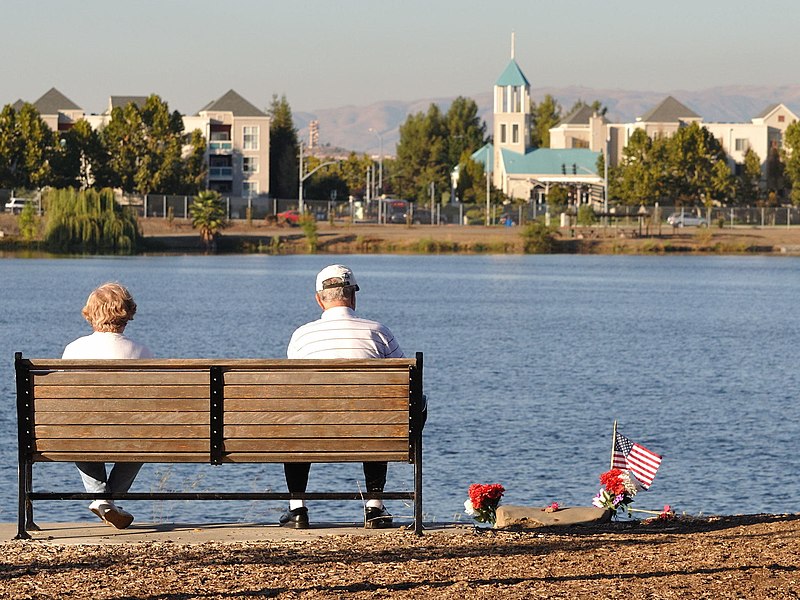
[224,371,409,385]
[224,384,407,399]
[32,371,209,385]
[36,412,208,425]
[225,398,407,412]
[225,411,407,425]
[224,424,407,438]
[34,385,209,399]
[223,452,408,463]
[35,452,209,463]
[224,438,408,452]
[35,439,209,452]
[26,358,416,369]
[35,425,209,439]
[35,398,208,412]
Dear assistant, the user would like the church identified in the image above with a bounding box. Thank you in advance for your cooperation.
[468,46,604,205]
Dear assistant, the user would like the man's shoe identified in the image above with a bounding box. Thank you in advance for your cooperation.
[365,506,393,529]
[279,507,309,529]
[88,500,134,529]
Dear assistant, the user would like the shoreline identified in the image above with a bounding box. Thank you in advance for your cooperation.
[3,513,798,597]
[5,214,800,255]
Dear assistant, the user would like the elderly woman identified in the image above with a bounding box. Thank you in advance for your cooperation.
[62,282,153,529]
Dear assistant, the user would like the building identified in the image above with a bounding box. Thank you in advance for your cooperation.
[468,46,603,204]
[184,89,270,197]
[20,87,271,198]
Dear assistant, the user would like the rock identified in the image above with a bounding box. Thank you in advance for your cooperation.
[494,505,611,529]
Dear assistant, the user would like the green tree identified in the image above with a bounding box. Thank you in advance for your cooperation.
[783,121,800,205]
[667,122,729,205]
[765,146,785,203]
[737,148,762,205]
[395,104,448,203]
[269,94,299,199]
[455,157,489,204]
[44,188,140,254]
[182,129,207,195]
[610,129,667,206]
[530,94,561,149]
[189,190,227,252]
[17,199,39,242]
[0,103,58,189]
[101,103,146,192]
[51,119,109,189]
[0,104,24,188]
[444,96,486,168]
[546,184,569,213]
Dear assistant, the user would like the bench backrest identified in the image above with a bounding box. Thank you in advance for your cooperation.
[15,356,423,466]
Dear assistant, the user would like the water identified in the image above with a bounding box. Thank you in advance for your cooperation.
[1,254,799,525]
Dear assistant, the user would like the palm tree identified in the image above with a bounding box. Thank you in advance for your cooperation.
[189,190,227,252]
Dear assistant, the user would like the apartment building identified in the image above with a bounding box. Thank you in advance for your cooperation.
[24,87,270,197]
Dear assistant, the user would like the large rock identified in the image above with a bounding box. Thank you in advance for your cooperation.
[494,505,611,529]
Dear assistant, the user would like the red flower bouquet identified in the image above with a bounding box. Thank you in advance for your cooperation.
[593,468,639,517]
[464,483,505,525]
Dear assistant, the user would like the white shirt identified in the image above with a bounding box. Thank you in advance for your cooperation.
[287,306,404,359]
[62,331,153,359]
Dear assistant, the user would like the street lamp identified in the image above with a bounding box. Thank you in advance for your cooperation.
[368,128,383,197]
[298,142,340,214]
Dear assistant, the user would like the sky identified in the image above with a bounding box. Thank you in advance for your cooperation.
[3,0,799,116]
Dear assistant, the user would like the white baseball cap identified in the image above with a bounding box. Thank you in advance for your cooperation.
[316,264,359,292]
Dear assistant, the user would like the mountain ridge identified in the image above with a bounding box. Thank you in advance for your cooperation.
[294,85,800,156]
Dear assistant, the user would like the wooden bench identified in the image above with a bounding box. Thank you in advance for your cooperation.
[14,352,424,538]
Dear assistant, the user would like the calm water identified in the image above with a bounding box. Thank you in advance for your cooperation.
[1,254,799,525]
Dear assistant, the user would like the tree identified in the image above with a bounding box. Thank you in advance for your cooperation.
[182,129,207,195]
[765,146,785,203]
[610,129,667,206]
[567,99,608,117]
[0,103,58,189]
[546,184,569,214]
[44,188,140,254]
[51,119,109,189]
[101,103,146,192]
[0,104,24,188]
[444,96,486,168]
[395,105,448,203]
[666,122,729,206]
[189,190,227,252]
[455,157,488,204]
[783,121,800,205]
[530,94,561,149]
[269,94,299,199]
[737,148,762,205]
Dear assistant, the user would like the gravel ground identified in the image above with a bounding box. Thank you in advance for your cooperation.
[2,514,798,599]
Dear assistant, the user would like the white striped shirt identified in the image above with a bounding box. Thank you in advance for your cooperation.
[287,306,404,359]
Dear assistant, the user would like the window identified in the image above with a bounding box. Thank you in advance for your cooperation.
[778,115,785,123]
[500,124,507,143]
[243,126,259,150]
[243,157,259,174]
[243,181,259,197]
[735,138,749,152]
[512,124,519,144]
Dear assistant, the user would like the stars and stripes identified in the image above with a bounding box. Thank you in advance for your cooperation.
[612,432,662,489]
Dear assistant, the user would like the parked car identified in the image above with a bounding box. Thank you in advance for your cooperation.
[667,213,707,227]
[388,208,446,225]
[4,198,33,214]
[276,210,301,225]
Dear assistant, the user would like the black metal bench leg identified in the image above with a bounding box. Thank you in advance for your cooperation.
[413,438,423,536]
[16,461,31,539]
[24,461,39,532]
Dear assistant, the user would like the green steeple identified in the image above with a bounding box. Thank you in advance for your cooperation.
[495,59,530,87]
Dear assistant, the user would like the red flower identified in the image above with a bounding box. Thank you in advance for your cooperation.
[599,469,627,496]
[468,483,505,511]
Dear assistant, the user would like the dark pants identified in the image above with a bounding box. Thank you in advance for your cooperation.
[283,462,388,494]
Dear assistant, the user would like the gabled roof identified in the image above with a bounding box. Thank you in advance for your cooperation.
[108,96,149,113]
[495,59,530,87]
[470,143,494,172]
[198,89,267,117]
[559,104,595,126]
[32,87,82,114]
[501,147,600,177]
[753,102,798,123]
[638,96,700,123]
[11,99,26,111]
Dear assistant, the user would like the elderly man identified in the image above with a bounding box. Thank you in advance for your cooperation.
[281,264,404,529]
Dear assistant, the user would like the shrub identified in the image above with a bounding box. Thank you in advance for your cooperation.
[521,219,557,253]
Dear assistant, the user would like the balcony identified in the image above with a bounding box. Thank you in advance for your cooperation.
[209,166,233,179]
[209,140,233,153]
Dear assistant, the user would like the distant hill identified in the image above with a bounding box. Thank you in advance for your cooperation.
[295,85,800,157]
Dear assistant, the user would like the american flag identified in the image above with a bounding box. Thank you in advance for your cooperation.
[612,432,662,489]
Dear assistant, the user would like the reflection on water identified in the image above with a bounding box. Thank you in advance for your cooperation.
[1,254,799,524]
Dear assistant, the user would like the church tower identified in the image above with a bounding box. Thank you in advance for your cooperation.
[493,33,531,186]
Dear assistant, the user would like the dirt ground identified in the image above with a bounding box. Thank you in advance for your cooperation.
[5,213,800,254]
[2,514,798,598]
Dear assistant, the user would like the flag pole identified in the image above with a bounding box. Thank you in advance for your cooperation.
[610,420,618,470]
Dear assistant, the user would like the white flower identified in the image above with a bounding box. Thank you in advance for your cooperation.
[592,496,605,509]
[464,499,478,516]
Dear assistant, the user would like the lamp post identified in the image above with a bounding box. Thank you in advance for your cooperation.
[368,128,383,197]
[298,142,341,214]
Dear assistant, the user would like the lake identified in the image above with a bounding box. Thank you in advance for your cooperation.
[1,254,799,525]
